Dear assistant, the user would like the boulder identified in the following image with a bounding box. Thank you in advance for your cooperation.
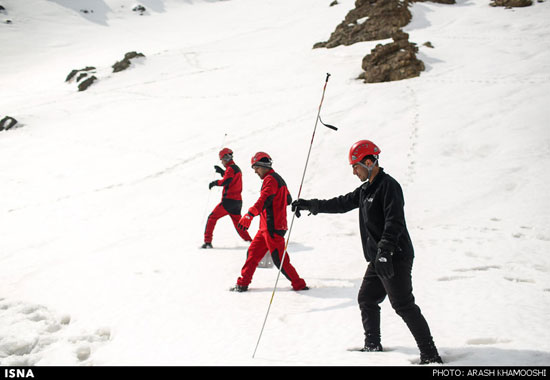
[65,66,96,82]
[490,0,532,6]
[0,116,18,131]
[359,31,425,83]
[132,5,146,15]
[314,0,412,48]
[78,76,97,92]
[65,66,97,91]
[112,51,145,73]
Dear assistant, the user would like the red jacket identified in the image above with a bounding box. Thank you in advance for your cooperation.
[248,169,292,235]
[216,161,243,201]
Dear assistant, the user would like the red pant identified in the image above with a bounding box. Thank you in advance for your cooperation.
[237,230,306,290]
[204,203,252,244]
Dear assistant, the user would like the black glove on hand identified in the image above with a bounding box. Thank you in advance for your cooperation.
[375,248,394,279]
[291,199,319,218]
[214,165,225,177]
[208,181,218,190]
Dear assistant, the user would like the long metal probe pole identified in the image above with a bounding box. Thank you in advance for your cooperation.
[252,73,331,359]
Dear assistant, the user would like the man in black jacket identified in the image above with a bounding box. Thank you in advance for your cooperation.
[292,140,442,364]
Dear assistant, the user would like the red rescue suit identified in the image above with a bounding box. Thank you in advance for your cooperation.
[204,162,251,244]
[237,169,306,290]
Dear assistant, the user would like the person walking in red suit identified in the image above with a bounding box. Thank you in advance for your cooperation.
[230,152,308,292]
[202,148,252,249]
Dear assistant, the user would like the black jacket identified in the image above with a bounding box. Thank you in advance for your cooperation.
[315,168,414,262]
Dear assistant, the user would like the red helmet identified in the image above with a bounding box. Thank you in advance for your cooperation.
[251,152,272,168]
[219,147,233,160]
[348,140,381,165]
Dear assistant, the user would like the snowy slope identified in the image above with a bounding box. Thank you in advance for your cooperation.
[1,0,549,366]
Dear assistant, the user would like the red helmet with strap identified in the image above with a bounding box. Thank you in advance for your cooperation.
[348,140,381,165]
[219,147,233,160]
[251,152,272,168]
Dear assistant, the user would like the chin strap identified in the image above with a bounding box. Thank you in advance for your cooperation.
[357,159,378,181]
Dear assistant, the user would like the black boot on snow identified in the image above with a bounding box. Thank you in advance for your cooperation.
[359,342,383,352]
[420,352,443,364]
[229,284,248,292]
[201,242,213,249]
[419,343,443,364]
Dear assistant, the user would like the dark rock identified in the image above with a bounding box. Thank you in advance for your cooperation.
[66,67,97,91]
[359,31,425,83]
[78,76,97,92]
[313,0,412,49]
[0,116,18,131]
[132,5,146,14]
[76,72,89,82]
[65,66,96,82]
[330,0,339,5]
[489,0,532,6]
[413,0,455,4]
[112,51,145,73]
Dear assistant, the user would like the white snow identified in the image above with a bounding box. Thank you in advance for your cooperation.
[1,0,549,367]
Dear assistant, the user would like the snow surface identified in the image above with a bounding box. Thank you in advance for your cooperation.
[1,0,549,367]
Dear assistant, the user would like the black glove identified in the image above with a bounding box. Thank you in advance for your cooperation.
[375,248,394,279]
[208,181,218,190]
[291,199,319,218]
[214,165,225,177]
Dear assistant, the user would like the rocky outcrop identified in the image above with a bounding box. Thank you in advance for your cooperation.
[65,66,97,91]
[489,0,532,6]
[132,5,147,15]
[313,0,459,83]
[112,51,145,73]
[358,31,424,83]
[413,0,455,4]
[65,52,145,92]
[314,0,412,49]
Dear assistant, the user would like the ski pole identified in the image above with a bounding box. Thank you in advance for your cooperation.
[252,73,336,359]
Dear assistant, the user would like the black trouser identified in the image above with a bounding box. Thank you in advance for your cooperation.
[357,256,435,353]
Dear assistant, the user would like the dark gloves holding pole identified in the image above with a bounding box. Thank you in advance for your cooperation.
[208,180,218,190]
[291,199,319,218]
[375,248,394,279]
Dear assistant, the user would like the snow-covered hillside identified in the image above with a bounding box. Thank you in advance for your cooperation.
[1,0,549,366]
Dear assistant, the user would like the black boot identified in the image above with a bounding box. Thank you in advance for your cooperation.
[419,342,443,364]
[359,342,383,352]
[201,242,213,249]
[229,284,248,292]
[359,332,383,352]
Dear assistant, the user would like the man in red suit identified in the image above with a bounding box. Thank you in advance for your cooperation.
[202,148,252,249]
[230,152,307,292]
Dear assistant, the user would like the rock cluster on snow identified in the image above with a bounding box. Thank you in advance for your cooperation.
[313,0,412,49]
[489,0,532,6]
[65,66,97,92]
[314,0,429,82]
[358,30,425,83]
[112,51,145,73]
[132,5,147,15]
[314,0,534,83]
[65,51,145,92]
